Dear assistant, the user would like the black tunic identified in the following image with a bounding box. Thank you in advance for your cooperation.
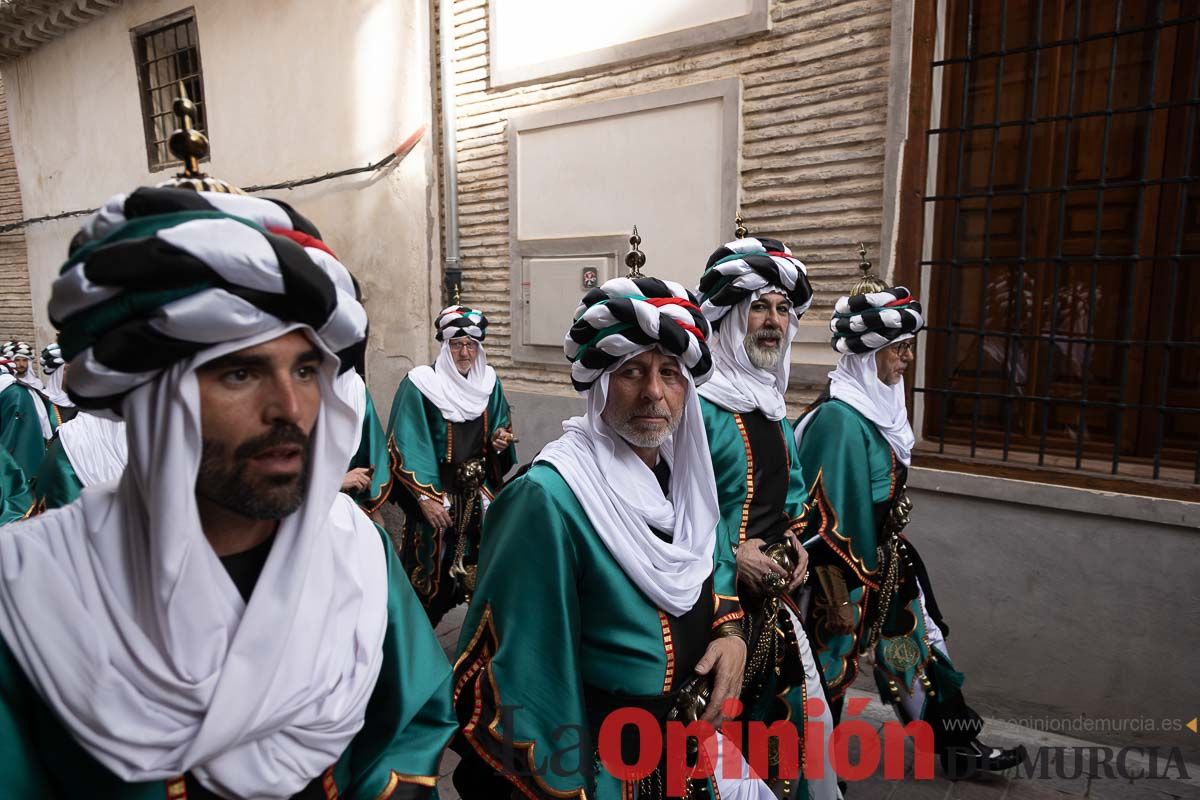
[740,409,792,545]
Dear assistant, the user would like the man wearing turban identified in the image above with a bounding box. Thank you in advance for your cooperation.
[386,303,515,626]
[451,276,776,800]
[0,357,47,480]
[0,187,457,798]
[694,236,840,799]
[794,284,1024,777]
[39,342,78,427]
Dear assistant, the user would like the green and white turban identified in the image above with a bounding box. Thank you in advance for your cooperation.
[434,304,487,341]
[49,187,368,412]
[39,343,65,374]
[829,286,924,354]
[697,237,813,329]
[0,341,33,360]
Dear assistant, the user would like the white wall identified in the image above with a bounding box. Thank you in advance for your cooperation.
[2,0,438,416]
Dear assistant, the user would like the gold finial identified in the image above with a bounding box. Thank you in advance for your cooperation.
[734,213,749,239]
[850,241,888,295]
[625,226,646,278]
[168,81,209,178]
[453,284,462,305]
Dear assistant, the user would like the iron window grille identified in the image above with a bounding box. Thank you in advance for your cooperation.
[918,0,1199,487]
[131,8,207,172]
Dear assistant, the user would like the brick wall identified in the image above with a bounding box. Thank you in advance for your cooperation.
[0,75,34,347]
[442,0,894,400]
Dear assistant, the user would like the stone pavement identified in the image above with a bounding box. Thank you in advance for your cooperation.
[431,605,1199,800]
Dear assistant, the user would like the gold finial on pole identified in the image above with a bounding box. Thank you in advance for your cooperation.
[850,242,888,295]
[734,213,749,239]
[625,226,646,278]
[168,81,209,178]
[453,283,462,305]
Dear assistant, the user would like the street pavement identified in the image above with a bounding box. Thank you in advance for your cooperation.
[432,605,1199,800]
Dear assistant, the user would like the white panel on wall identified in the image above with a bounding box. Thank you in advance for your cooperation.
[525,255,611,347]
[489,0,767,87]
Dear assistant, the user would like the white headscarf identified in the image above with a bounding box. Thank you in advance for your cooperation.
[43,367,74,408]
[334,369,369,454]
[697,287,797,421]
[407,339,497,423]
[803,344,915,466]
[536,350,720,617]
[58,413,127,487]
[15,373,53,440]
[0,324,388,799]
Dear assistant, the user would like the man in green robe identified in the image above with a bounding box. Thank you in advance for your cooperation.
[387,304,515,626]
[794,280,1024,778]
[0,360,47,481]
[0,448,34,525]
[695,235,839,799]
[2,340,57,438]
[453,274,774,800]
[0,185,456,799]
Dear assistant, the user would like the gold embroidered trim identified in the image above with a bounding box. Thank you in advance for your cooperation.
[733,414,755,544]
[658,609,675,693]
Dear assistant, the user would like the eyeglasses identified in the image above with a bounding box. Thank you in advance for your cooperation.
[448,339,478,352]
[887,340,916,357]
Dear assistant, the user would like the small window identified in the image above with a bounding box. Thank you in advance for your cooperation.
[131,9,207,171]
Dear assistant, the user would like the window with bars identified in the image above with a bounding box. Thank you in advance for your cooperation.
[918,0,1199,489]
[131,9,207,171]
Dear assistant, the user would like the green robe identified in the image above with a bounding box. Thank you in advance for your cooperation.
[0,449,34,526]
[794,399,962,712]
[348,388,393,514]
[386,376,515,620]
[452,462,743,799]
[0,525,457,799]
[31,435,84,512]
[0,382,46,482]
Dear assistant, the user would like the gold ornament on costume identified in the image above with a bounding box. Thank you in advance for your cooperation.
[158,81,244,194]
[625,226,646,279]
[850,242,888,295]
[883,637,922,672]
[734,213,750,239]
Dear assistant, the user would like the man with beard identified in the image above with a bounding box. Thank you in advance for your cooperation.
[0,358,47,481]
[452,268,775,800]
[387,304,515,626]
[794,273,1024,778]
[695,234,841,799]
[0,185,456,798]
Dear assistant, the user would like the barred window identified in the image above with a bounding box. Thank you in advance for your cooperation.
[916,0,1199,490]
[131,9,207,171]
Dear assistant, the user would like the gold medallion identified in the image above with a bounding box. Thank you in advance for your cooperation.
[882,637,922,671]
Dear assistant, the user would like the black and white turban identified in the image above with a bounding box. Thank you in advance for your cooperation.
[40,343,65,374]
[829,286,924,354]
[49,187,368,412]
[1,341,33,360]
[434,305,487,341]
[564,276,712,392]
[0,360,14,376]
[696,237,814,327]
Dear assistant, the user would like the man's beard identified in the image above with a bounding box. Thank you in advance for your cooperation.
[196,424,312,520]
[609,401,683,449]
[744,327,784,370]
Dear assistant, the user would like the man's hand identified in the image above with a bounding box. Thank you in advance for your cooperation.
[341,467,372,493]
[785,531,810,591]
[419,496,453,531]
[736,538,790,594]
[491,427,514,453]
[695,636,746,725]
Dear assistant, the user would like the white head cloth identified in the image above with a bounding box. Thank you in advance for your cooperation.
[0,324,388,799]
[697,286,797,421]
[407,339,496,423]
[535,350,720,617]
[43,368,73,408]
[796,346,915,466]
[58,412,128,487]
[14,373,53,440]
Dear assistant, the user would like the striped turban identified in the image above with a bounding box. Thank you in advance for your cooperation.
[434,305,487,341]
[565,276,712,392]
[1,341,33,360]
[830,286,924,354]
[697,237,814,327]
[0,360,13,376]
[49,187,368,411]
[40,343,65,374]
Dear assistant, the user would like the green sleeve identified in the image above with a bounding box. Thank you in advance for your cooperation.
[0,640,55,795]
[31,436,83,511]
[781,417,810,528]
[349,389,394,514]
[0,449,35,526]
[484,381,516,489]
[340,525,457,799]
[386,378,447,506]
[794,401,883,584]
[453,468,590,798]
[0,388,46,480]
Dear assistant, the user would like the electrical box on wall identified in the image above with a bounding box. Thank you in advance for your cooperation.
[524,254,612,347]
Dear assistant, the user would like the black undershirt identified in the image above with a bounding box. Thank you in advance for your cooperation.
[740,410,792,545]
[184,535,327,800]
